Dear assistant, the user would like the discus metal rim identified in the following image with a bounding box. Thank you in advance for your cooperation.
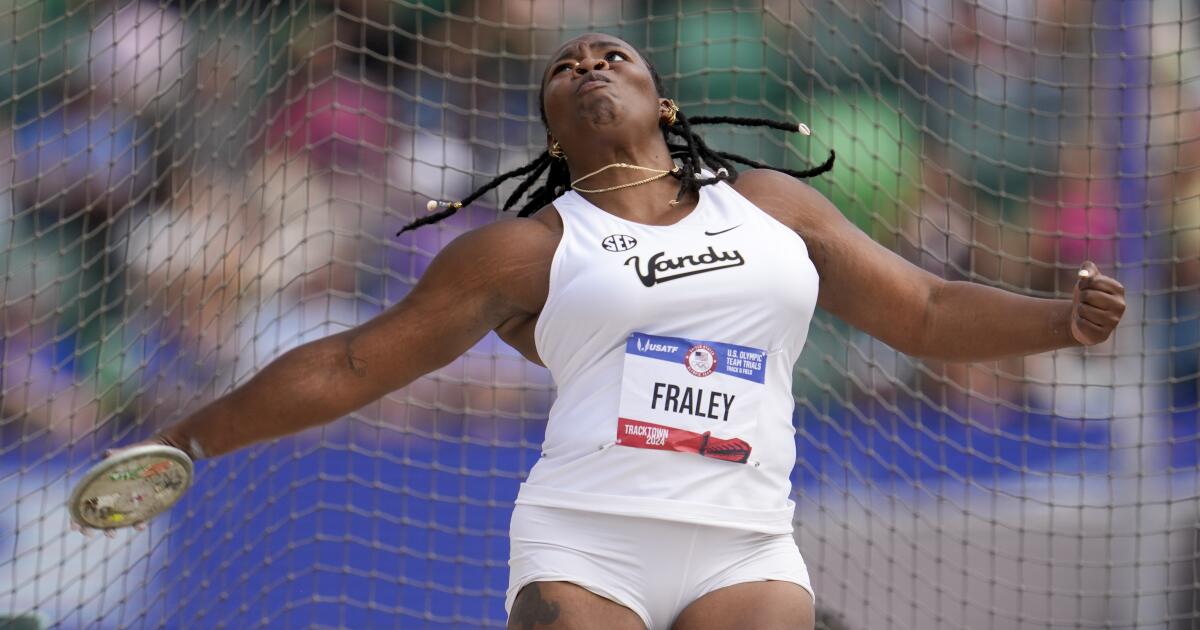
[68,444,194,530]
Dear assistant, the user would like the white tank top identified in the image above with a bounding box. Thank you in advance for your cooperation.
[519,177,820,534]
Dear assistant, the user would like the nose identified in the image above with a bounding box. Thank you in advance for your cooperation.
[574,57,608,75]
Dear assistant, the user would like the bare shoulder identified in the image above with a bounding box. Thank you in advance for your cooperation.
[729,168,841,234]
[430,208,560,276]
[729,169,852,274]
[414,205,562,318]
[445,207,561,259]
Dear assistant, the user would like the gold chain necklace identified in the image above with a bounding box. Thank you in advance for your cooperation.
[570,162,679,194]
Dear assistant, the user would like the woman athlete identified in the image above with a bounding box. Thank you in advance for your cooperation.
[84,33,1126,630]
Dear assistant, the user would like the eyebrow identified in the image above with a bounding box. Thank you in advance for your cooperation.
[548,40,632,68]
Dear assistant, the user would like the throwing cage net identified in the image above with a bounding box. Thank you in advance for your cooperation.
[1,0,1197,628]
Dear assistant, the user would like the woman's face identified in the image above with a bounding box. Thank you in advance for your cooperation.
[540,34,667,156]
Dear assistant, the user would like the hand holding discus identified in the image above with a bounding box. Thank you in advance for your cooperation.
[1070,261,1126,346]
[69,440,194,538]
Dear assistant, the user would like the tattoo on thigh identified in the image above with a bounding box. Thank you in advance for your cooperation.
[511,583,561,629]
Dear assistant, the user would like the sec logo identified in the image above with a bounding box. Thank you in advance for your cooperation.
[601,234,638,252]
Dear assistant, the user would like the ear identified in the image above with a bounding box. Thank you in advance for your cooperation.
[658,98,679,125]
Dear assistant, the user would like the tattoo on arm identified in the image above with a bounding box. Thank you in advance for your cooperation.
[343,339,368,378]
[510,583,561,629]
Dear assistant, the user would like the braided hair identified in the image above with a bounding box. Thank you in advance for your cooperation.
[398,55,834,235]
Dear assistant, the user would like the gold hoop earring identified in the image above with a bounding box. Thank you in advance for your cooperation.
[549,141,565,160]
[662,100,679,126]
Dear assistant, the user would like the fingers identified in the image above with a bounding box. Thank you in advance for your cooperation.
[103,443,136,459]
[1077,260,1099,284]
[1078,303,1119,328]
[1071,303,1120,345]
[1071,317,1110,344]
[1083,275,1125,296]
[1075,262,1125,295]
[1070,262,1126,346]
[103,438,168,460]
[1080,289,1124,311]
[70,521,94,539]
[1073,264,1115,344]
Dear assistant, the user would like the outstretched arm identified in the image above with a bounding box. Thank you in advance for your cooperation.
[734,170,1126,361]
[152,218,555,460]
[912,260,1124,360]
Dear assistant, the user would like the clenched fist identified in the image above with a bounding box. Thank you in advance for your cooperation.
[1070,261,1126,346]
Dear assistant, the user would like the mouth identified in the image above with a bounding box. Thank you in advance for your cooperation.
[576,76,610,95]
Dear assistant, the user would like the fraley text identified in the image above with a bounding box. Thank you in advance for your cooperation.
[624,246,744,287]
[651,382,735,422]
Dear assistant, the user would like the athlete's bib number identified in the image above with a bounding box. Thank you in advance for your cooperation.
[615,332,767,464]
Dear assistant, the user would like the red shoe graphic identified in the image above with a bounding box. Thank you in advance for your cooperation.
[669,430,752,464]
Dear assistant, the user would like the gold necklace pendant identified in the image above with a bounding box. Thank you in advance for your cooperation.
[570,162,680,194]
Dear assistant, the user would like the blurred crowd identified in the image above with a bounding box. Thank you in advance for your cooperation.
[0,0,1196,469]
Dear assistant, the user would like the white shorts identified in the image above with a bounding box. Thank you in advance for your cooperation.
[505,503,814,629]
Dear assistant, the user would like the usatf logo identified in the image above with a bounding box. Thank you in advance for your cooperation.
[601,234,638,252]
[624,246,745,287]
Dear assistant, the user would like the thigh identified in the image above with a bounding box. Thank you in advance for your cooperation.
[670,581,815,630]
[508,581,647,630]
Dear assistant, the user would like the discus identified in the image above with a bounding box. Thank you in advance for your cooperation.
[68,444,193,530]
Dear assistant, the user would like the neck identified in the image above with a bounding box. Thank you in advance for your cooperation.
[566,139,696,221]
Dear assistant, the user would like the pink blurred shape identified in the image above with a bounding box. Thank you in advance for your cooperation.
[264,77,391,173]
[1033,178,1119,266]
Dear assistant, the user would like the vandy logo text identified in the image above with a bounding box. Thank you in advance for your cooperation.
[623,246,745,287]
